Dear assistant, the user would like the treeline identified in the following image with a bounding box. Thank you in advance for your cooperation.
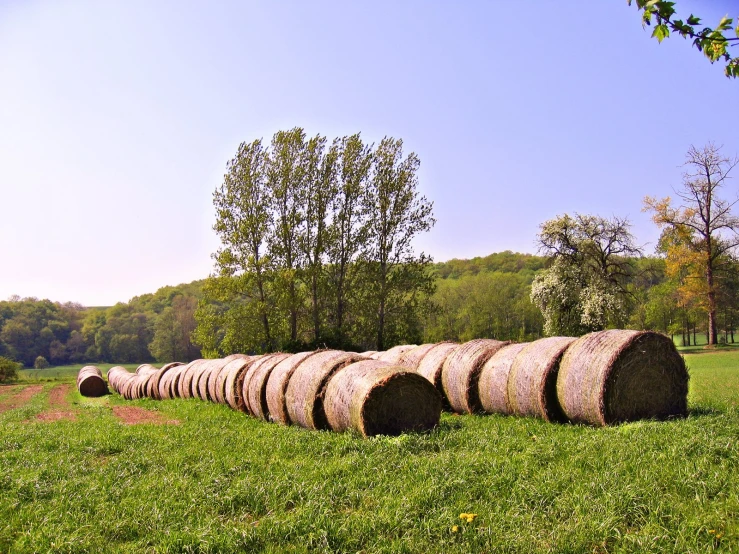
[0,282,203,368]
[194,128,435,356]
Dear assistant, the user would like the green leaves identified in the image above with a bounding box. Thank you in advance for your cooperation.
[629,1,739,78]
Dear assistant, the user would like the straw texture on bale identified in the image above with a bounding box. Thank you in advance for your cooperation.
[107,366,132,395]
[148,362,183,400]
[77,365,108,397]
[245,353,291,419]
[324,360,442,437]
[223,353,250,362]
[200,359,229,402]
[358,351,378,358]
[416,343,460,406]
[441,339,509,413]
[214,357,250,404]
[265,351,322,424]
[478,343,528,415]
[239,354,286,415]
[376,345,417,364]
[397,343,437,370]
[507,336,576,422]
[178,359,208,399]
[557,330,689,426]
[159,364,187,400]
[221,357,258,412]
[285,350,364,430]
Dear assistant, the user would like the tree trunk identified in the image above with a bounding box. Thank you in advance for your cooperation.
[312,274,320,343]
[706,262,718,345]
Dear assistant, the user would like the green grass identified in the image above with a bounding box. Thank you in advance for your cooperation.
[0,352,737,553]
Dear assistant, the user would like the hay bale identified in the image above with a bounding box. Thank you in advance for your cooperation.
[358,351,378,358]
[376,345,417,364]
[208,358,238,403]
[507,336,576,422]
[214,357,250,404]
[77,365,108,397]
[415,342,460,408]
[196,360,225,401]
[107,366,131,394]
[178,359,209,399]
[441,339,509,413]
[223,356,264,412]
[285,350,365,430]
[240,354,286,415]
[148,362,184,400]
[397,343,437,370]
[478,343,528,415]
[158,364,185,400]
[557,330,689,426]
[324,360,442,437]
[245,353,291,419]
[134,365,158,399]
[265,351,322,425]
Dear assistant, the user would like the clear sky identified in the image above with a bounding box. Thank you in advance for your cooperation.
[0,0,736,306]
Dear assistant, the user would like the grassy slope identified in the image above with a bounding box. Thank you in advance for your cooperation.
[0,353,736,553]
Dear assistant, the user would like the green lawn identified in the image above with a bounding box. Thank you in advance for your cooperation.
[0,351,737,553]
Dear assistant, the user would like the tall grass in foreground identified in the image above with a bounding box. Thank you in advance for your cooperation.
[0,351,736,553]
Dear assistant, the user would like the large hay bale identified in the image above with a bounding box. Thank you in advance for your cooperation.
[507,336,576,422]
[376,345,417,364]
[285,350,364,430]
[148,362,184,400]
[557,330,689,426]
[265,351,322,425]
[397,343,437,370]
[415,342,460,403]
[177,359,208,399]
[324,360,442,437]
[107,366,131,394]
[195,359,225,401]
[245,353,291,419]
[240,354,286,415]
[224,353,250,362]
[441,339,509,413]
[159,363,187,400]
[223,356,264,412]
[214,357,250,404]
[77,365,108,397]
[134,365,158,399]
[478,343,528,415]
[358,351,378,358]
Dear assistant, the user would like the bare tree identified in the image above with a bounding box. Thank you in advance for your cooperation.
[645,142,739,345]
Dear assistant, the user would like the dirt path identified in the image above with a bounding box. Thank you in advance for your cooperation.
[112,406,180,425]
[0,385,44,414]
[0,385,21,398]
[36,384,77,422]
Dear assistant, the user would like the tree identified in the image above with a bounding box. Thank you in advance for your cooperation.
[360,137,436,350]
[0,356,21,382]
[644,142,739,345]
[208,139,275,352]
[628,1,739,78]
[531,214,641,336]
[34,355,49,369]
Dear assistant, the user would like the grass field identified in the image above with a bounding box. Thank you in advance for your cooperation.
[1,351,738,553]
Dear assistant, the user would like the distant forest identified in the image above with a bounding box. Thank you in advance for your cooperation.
[0,250,736,368]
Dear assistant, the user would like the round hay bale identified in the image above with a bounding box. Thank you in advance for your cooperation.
[135,363,157,375]
[478,343,528,415]
[285,350,365,430]
[324,360,442,436]
[214,356,250,404]
[178,359,208,399]
[416,342,460,408]
[241,354,286,415]
[223,356,264,412]
[166,364,189,399]
[107,366,131,394]
[397,343,438,370]
[77,365,108,397]
[195,360,222,401]
[265,351,323,425]
[376,344,417,364]
[557,330,689,426]
[204,359,231,402]
[358,351,378,358]
[148,362,184,400]
[507,336,576,422]
[441,339,509,414]
[245,353,291,419]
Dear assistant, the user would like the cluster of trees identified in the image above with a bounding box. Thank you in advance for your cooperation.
[194,128,435,356]
[0,283,202,368]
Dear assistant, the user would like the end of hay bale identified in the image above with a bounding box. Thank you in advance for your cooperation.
[507,336,576,422]
[441,339,509,414]
[77,365,108,397]
[265,351,322,424]
[397,343,437,370]
[415,342,460,410]
[245,353,291,419]
[325,360,442,437]
[557,330,689,426]
[478,342,528,415]
[376,345,417,364]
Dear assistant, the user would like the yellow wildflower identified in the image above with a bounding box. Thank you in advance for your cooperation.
[451,525,459,533]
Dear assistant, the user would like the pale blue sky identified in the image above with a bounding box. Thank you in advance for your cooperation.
[0,0,736,306]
